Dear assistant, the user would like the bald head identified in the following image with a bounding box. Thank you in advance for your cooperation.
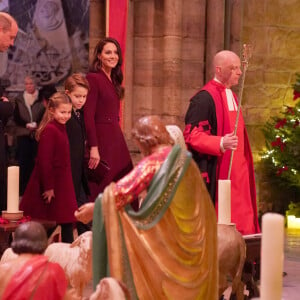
[0,12,18,52]
[213,50,238,67]
[213,50,242,88]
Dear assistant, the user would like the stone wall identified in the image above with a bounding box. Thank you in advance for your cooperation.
[242,0,300,162]
[242,0,300,206]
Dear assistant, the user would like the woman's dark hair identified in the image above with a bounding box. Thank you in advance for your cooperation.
[11,221,48,255]
[90,37,124,98]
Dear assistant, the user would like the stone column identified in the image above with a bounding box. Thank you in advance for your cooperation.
[162,0,183,124]
[132,0,156,121]
[181,0,206,119]
[89,0,105,61]
[123,0,134,139]
[230,0,244,55]
[205,0,225,82]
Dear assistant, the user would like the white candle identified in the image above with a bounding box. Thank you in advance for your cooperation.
[260,213,284,300]
[218,179,231,224]
[7,166,20,213]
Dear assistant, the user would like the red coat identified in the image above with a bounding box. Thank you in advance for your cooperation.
[20,120,77,223]
[84,70,133,200]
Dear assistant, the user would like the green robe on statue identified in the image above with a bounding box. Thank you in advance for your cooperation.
[92,145,218,300]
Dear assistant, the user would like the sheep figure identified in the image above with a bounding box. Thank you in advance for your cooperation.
[44,231,93,299]
[89,277,129,300]
[0,247,18,263]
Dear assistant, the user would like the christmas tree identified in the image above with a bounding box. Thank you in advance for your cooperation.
[260,74,300,211]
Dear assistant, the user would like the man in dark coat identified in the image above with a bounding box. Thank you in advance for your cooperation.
[0,100,13,211]
[0,12,18,211]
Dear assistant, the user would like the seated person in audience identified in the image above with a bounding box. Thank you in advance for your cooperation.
[13,76,45,195]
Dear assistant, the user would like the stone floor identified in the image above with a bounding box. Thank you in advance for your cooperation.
[246,228,300,300]
[282,228,300,300]
[223,227,300,299]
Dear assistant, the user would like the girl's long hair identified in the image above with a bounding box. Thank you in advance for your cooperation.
[35,92,71,141]
[64,72,90,92]
[90,37,124,99]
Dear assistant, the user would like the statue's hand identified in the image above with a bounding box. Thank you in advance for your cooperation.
[74,203,95,224]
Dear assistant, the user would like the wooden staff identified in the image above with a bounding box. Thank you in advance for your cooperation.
[227,44,252,179]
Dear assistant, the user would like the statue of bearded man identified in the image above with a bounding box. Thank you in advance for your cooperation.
[78,115,218,300]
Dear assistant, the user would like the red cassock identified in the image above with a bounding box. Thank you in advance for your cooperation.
[184,80,260,234]
[84,70,133,200]
[20,120,77,223]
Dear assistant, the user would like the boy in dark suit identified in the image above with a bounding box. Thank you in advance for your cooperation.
[65,73,91,235]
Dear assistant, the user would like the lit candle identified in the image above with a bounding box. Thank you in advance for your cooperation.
[218,179,231,224]
[260,213,284,300]
[287,215,300,229]
[7,166,20,213]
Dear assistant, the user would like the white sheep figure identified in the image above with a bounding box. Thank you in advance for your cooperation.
[0,247,18,263]
[90,277,128,300]
[44,231,93,299]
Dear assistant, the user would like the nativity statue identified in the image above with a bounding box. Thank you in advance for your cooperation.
[76,115,218,299]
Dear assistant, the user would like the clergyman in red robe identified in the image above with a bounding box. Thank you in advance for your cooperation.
[184,50,260,235]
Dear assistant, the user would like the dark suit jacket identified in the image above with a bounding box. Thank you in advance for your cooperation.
[66,110,90,201]
[0,101,13,210]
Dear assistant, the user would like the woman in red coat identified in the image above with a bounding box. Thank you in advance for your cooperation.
[20,92,77,243]
[84,37,133,200]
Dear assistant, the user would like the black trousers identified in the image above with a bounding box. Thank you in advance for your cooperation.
[16,136,37,195]
[47,223,74,243]
[76,184,92,235]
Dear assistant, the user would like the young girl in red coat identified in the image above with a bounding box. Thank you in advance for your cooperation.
[20,92,77,243]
